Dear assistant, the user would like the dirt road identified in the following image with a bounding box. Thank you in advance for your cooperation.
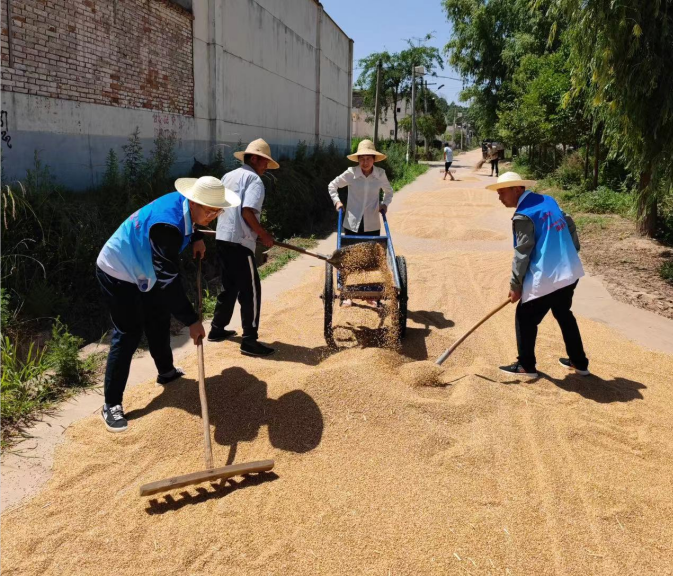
[3,149,673,575]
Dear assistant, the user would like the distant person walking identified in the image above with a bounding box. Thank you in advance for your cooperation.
[488,144,500,177]
[443,142,455,181]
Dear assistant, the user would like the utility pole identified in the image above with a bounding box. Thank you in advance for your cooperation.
[458,112,463,150]
[423,79,429,155]
[373,59,382,148]
[410,65,416,160]
[452,108,456,148]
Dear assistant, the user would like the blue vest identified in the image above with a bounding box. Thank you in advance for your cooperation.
[97,192,192,292]
[514,192,584,302]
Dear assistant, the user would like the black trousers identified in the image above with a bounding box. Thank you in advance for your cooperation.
[97,266,174,406]
[212,241,261,342]
[515,280,588,371]
[490,159,499,176]
[344,219,380,237]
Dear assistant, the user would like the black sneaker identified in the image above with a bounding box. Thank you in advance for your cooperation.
[499,362,538,378]
[240,340,276,357]
[207,328,237,342]
[559,358,590,376]
[101,404,128,433]
[156,366,185,385]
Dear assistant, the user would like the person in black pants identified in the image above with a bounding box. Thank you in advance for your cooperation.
[514,280,588,376]
[486,172,589,378]
[208,139,279,357]
[95,177,239,432]
[488,145,500,177]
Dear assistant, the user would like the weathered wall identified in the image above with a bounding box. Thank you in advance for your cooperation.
[1,0,193,112]
[1,0,353,189]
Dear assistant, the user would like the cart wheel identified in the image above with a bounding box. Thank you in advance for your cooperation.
[395,255,408,339]
[323,261,336,348]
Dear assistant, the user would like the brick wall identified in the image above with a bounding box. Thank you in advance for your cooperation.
[1,0,194,115]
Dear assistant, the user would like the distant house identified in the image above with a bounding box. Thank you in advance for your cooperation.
[351,91,410,141]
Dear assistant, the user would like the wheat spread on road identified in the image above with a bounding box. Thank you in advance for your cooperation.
[3,153,673,575]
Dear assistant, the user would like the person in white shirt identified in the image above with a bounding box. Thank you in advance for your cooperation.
[208,138,278,357]
[327,139,393,237]
[443,142,455,181]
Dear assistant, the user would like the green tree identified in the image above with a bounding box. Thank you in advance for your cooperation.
[442,0,562,135]
[549,0,673,236]
[356,36,444,141]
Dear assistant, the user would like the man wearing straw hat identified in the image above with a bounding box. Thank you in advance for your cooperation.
[328,139,393,237]
[486,172,589,378]
[96,176,240,432]
[208,138,279,357]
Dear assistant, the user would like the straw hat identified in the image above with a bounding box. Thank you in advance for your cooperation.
[233,138,280,169]
[347,139,387,162]
[485,171,536,191]
[175,176,241,209]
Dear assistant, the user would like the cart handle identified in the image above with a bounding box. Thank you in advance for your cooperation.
[337,207,343,250]
[381,213,402,290]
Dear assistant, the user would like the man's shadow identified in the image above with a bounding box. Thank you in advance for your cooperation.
[401,310,454,361]
[540,371,647,403]
[127,366,323,510]
[226,336,334,366]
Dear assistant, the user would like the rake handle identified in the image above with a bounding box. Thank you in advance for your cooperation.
[197,229,330,264]
[435,299,511,366]
[196,259,214,469]
[274,240,330,262]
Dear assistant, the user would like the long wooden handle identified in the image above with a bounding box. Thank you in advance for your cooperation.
[274,240,330,262]
[196,259,214,469]
[435,299,511,366]
[197,229,329,263]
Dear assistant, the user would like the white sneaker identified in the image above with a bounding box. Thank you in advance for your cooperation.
[559,358,590,376]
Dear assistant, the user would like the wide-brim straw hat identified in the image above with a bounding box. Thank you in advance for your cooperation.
[233,138,280,169]
[175,176,241,209]
[347,139,387,162]
[485,171,536,191]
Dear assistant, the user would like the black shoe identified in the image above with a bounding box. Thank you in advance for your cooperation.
[559,358,590,376]
[101,404,128,433]
[156,366,185,385]
[241,340,276,357]
[499,362,538,378]
[207,327,237,342]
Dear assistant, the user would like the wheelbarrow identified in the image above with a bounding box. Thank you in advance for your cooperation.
[322,209,408,348]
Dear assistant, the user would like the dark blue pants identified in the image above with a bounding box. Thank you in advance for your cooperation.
[515,280,588,371]
[97,267,174,406]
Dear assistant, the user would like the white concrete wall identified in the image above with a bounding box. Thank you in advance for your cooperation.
[352,99,411,141]
[1,91,198,189]
[193,0,352,165]
[2,0,353,189]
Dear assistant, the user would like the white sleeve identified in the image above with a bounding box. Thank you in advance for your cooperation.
[242,176,265,214]
[327,170,353,206]
[379,170,394,206]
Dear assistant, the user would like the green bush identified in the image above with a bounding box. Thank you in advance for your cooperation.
[660,261,673,283]
[45,319,88,388]
[553,151,585,188]
[1,336,53,435]
[565,185,633,216]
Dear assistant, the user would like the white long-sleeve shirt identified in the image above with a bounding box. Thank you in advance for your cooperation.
[327,166,394,232]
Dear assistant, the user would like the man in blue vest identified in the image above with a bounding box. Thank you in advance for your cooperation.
[96,176,239,432]
[486,172,590,378]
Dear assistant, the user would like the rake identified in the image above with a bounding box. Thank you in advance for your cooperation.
[139,259,274,497]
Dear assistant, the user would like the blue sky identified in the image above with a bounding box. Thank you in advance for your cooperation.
[320,0,464,105]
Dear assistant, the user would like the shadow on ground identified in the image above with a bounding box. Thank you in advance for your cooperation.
[145,471,279,515]
[126,365,324,461]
